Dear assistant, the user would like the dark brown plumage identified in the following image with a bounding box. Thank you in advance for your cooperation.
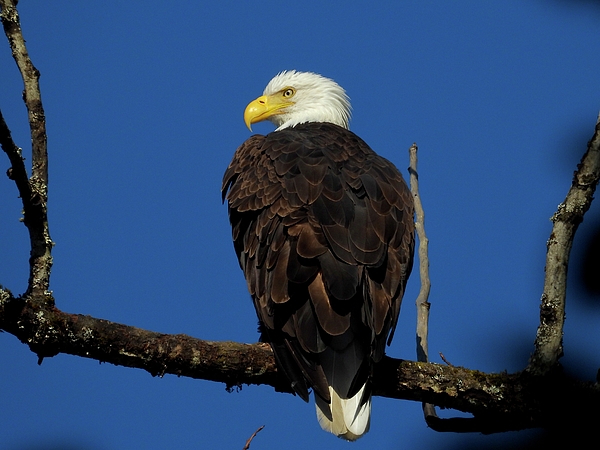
[222,120,414,436]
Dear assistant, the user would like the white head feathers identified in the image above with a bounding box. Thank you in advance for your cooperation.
[263,70,352,131]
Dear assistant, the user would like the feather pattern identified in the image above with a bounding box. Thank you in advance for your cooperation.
[223,74,414,441]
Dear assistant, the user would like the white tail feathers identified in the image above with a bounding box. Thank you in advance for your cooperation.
[315,383,371,441]
[314,339,371,440]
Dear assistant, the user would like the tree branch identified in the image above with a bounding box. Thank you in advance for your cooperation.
[0,290,283,390]
[1,0,53,298]
[409,143,432,365]
[1,289,599,433]
[408,143,439,423]
[243,425,265,450]
[0,109,30,201]
[527,115,600,375]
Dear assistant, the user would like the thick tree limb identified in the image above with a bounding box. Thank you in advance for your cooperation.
[1,289,599,434]
[527,116,600,375]
[1,0,53,299]
[0,290,284,392]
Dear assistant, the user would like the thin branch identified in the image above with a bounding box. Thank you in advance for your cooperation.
[527,116,600,375]
[243,425,265,450]
[1,0,53,298]
[408,143,438,423]
[439,352,454,366]
[409,143,432,364]
[0,0,47,186]
[0,109,30,200]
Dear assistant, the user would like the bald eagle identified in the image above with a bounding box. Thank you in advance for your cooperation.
[222,71,414,440]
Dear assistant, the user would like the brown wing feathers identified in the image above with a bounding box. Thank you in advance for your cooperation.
[222,122,414,402]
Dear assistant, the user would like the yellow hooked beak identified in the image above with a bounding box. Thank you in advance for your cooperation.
[244,94,293,131]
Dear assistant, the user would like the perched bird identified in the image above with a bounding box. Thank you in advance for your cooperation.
[222,70,414,440]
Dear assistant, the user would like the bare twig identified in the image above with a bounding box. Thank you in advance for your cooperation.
[527,116,600,375]
[408,143,438,423]
[409,143,432,363]
[0,109,30,200]
[439,352,454,367]
[243,425,265,450]
[1,0,53,298]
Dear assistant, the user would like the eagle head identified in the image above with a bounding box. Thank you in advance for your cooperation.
[244,70,351,131]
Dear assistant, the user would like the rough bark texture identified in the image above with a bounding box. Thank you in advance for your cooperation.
[1,0,53,298]
[528,117,600,375]
[1,290,599,434]
[0,291,284,392]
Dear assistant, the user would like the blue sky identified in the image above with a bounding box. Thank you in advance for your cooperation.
[1,1,600,449]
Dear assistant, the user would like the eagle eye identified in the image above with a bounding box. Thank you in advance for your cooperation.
[282,88,295,99]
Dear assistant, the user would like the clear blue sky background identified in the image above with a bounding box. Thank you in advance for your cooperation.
[1,1,600,449]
